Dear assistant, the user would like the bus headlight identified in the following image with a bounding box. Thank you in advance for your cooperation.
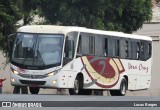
[47,70,60,76]
[47,72,55,76]
[11,78,15,82]
[11,68,19,75]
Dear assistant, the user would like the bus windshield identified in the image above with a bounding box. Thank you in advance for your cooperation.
[11,33,64,70]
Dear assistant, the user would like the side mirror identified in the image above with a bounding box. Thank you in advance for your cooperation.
[8,33,16,58]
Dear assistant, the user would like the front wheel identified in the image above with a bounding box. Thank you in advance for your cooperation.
[69,76,82,95]
[110,78,127,96]
[21,86,28,94]
[13,86,20,94]
[29,87,40,94]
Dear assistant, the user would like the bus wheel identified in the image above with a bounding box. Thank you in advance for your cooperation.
[13,86,20,94]
[94,90,103,95]
[110,78,127,96]
[29,87,40,94]
[80,89,92,95]
[69,76,82,95]
[21,86,28,94]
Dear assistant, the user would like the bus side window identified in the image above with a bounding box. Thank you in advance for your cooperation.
[148,43,152,57]
[104,38,108,56]
[64,39,74,59]
[63,39,74,66]
[95,35,103,56]
[120,39,126,59]
[140,42,144,60]
[76,35,82,57]
[81,33,90,55]
[136,42,140,59]
[89,36,95,55]
[125,41,129,58]
[144,42,152,60]
[131,41,137,59]
[63,32,78,66]
[115,39,120,57]
[108,37,115,57]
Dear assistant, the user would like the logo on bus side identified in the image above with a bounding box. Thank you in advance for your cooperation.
[128,63,149,73]
[81,56,125,88]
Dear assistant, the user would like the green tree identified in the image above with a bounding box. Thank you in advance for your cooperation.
[36,0,152,33]
[105,0,152,33]
[0,0,22,63]
[0,0,153,64]
[34,0,107,29]
[21,0,39,25]
[0,0,38,64]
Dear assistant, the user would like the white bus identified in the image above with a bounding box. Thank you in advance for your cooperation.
[10,25,152,95]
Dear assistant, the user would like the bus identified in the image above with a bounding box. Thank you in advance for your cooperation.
[10,25,152,96]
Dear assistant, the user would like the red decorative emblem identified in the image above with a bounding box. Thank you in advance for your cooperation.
[81,56,125,88]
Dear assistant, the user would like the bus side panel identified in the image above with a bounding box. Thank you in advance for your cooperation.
[61,58,84,88]
[121,58,152,90]
[135,75,151,90]
[128,75,137,90]
[64,57,102,89]
[80,56,125,90]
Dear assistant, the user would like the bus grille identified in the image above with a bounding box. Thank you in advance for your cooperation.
[19,74,47,79]
[19,80,46,85]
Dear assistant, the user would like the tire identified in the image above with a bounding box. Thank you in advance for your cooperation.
[94,90,103,96]
[13,86,20,94]
[21,86,28,94]
[110,78,127,96]
[29,87,40,94]
[69,76,82,95]
[80,89,92,95]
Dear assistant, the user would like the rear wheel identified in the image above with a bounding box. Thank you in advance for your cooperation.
[29,87,40,94]
[110,78,127,96]
[80,89,92,95]
[94,90,103,95]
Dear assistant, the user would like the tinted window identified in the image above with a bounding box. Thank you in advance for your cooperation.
[89,36,95,55]
[115,39,120,57]
[95,36,103,56]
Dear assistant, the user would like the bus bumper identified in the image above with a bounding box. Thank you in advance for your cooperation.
[10,73,68,89]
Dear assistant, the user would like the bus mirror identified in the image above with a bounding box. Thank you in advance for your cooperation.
[8,33,16,58]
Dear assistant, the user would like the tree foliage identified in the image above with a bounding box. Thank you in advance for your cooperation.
[0,0,22,61]
[0,0,36,64]
[0,0,153,64]
[36,0,152,33]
